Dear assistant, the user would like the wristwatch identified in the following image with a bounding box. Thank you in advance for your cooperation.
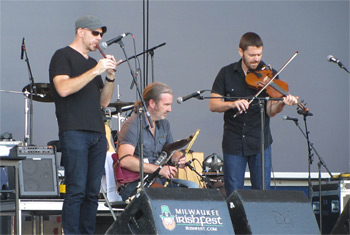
[105,77,115,82]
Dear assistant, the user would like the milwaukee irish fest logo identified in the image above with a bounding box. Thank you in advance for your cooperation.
[159,205,224,232]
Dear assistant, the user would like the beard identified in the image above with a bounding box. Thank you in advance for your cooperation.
[242,54,260,71]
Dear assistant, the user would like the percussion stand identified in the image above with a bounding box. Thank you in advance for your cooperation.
[114,85,128,132]
[21,38,36,146]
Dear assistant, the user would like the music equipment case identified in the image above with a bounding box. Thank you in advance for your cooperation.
[312,179,350,234]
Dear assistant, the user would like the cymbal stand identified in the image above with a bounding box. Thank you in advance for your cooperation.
[114,85,128,132]
[21,38,36,146]
[23,92,30,145]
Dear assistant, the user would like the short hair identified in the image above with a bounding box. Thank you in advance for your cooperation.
[134,82,173,109]
[239,32,263,51]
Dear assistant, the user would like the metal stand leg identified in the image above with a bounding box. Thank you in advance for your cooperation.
[100,186,117,221]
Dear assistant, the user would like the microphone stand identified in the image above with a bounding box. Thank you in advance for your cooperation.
[119,43,166,86]
[204,95,283,190]
[118,43,166,66]
[116,40,153,191]
[21,38,36,146]
[186,163,206,183]
[289,110,333,234]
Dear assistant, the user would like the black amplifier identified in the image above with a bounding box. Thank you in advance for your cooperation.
[10,145,55,156]
[8,146,59,198]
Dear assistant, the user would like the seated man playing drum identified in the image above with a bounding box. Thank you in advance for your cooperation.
[116,82,198,201]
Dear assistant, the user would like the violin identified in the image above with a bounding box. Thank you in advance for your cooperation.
[245,66,310,113]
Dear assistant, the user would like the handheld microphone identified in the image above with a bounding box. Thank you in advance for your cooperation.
[177,90,205,104]
[327,55,349,73]
[100,33,129,49]
[282,115,298,122]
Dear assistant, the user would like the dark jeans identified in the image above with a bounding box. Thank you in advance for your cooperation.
[119,177,199,201]
[223,145,272,198]
[60,131,107,234]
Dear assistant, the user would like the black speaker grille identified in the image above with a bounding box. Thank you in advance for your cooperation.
[18,154,58,198]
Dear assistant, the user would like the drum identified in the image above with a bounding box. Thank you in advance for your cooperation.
[202,172,225,197]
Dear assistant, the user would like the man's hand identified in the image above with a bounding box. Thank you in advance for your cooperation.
[159,165,178,179]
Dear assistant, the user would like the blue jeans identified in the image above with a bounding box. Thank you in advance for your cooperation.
[223,146,271,198]
[60,131,107,234]
[119,178,199,201]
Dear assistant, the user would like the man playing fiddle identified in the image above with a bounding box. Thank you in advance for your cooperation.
[209,32,298,197]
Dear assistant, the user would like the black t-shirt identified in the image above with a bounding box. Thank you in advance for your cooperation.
[211,60,273,156]
[49,46,105,135]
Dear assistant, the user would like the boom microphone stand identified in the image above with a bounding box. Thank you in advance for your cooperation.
[119,43,166,88]
[286,110,333,233]
[114,38,153,191]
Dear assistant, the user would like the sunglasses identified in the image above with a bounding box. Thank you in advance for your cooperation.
[90,30,104,37]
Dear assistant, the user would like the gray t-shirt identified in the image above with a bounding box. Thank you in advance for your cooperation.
[117,113,174,163]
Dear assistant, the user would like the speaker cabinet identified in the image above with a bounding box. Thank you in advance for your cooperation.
[18,154,59,197]
[8,146,59,198]
[227,190,320,234]
[106,188,234,234]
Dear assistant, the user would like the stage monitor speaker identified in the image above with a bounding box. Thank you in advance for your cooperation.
[9,146,59,198]
[331,199,350,234]
[227,189,320,234]
[106,188,234,234]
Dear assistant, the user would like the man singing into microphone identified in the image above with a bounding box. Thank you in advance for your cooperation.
[209,32,298,197]
[116,82,198,201]
[49,15,121,234]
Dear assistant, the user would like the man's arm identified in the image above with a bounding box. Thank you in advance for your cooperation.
[266,94,299,117]
[53,56,118,98]
[118,143,178,179]
[209,92,249,113]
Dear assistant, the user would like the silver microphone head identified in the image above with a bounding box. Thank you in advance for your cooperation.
[176,97,183,104]
[100,42,108,50]
[327,55,337,63]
